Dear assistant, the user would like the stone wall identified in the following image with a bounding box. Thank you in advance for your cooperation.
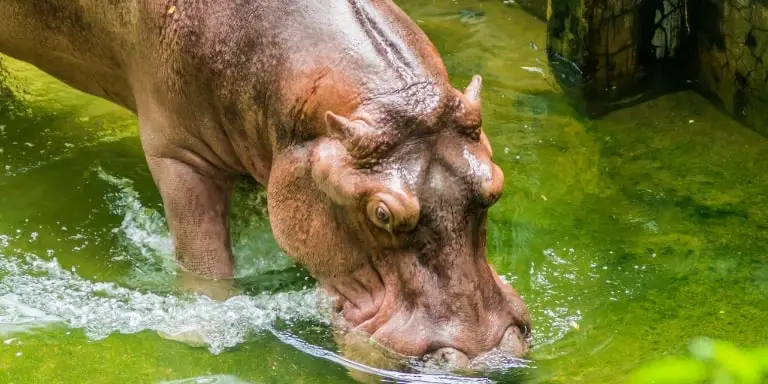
[546,0,689,117]
[689,0,768,133]
[542,0,768,133]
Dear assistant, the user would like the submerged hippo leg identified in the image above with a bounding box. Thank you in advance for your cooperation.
[145,153,237,280]
[138,113,239,296]
[139,123,240,346]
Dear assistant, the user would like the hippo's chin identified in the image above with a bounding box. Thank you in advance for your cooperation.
[330,321,530,373]
[318,276,531,373]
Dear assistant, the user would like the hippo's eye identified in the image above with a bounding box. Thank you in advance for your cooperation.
[367,200,393,231]
[375,206,390,225]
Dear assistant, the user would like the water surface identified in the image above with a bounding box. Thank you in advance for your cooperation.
[1,1,766,383]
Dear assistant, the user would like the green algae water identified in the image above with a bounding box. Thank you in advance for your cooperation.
[1,1,766,383]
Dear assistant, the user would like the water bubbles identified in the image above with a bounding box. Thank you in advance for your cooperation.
[466,348,531,372]
[543,248,568,265]
[0,254,322,355]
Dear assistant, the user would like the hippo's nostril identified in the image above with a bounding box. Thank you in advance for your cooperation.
[424,347,470,370]
[498,325,529,357]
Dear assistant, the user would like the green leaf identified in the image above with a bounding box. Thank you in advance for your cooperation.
[747,347,768,373]
[691,338,762,384]
[628,357,708,384]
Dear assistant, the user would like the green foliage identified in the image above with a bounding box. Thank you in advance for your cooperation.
[629,338,768,384]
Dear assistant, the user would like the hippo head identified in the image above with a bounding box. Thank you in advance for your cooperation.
[266,75,531,369]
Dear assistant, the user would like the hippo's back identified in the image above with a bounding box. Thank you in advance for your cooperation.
[0,0,153,110]
[256,0,451,94]
[0,0,453,135]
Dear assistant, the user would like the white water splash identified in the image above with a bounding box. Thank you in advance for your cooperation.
[0,167,324,354]
[0,253,322,355]
[96,167,294,286]
[0,293,62,335]
[96,167,173,268]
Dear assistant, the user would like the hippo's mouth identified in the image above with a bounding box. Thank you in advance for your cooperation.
[317,260,531,371]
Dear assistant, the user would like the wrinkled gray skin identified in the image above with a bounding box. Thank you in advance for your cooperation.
[0,0,531,368]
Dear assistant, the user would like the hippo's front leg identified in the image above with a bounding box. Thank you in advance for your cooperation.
[144,154,236,280]
[142,145,241,346]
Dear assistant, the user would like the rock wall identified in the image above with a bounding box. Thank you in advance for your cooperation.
[542,0,768,132]
[689,0,768,133]
[546,0,689,117]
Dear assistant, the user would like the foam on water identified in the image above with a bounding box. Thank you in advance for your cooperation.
[0,293,62,336]
[0,253,322,354]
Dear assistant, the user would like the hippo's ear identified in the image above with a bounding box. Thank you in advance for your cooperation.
[325,111,374,142]
[454,75,483,140]
[310,136,368,204]
[325,111,388,160]
[463,75,482,104]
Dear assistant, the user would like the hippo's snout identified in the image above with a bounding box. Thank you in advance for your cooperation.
[498,325,528,357]
[326,254,532,372]
[425,347,470,370]
[423,325,528,370]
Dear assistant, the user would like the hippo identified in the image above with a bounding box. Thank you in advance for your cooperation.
[0,0,531,369]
